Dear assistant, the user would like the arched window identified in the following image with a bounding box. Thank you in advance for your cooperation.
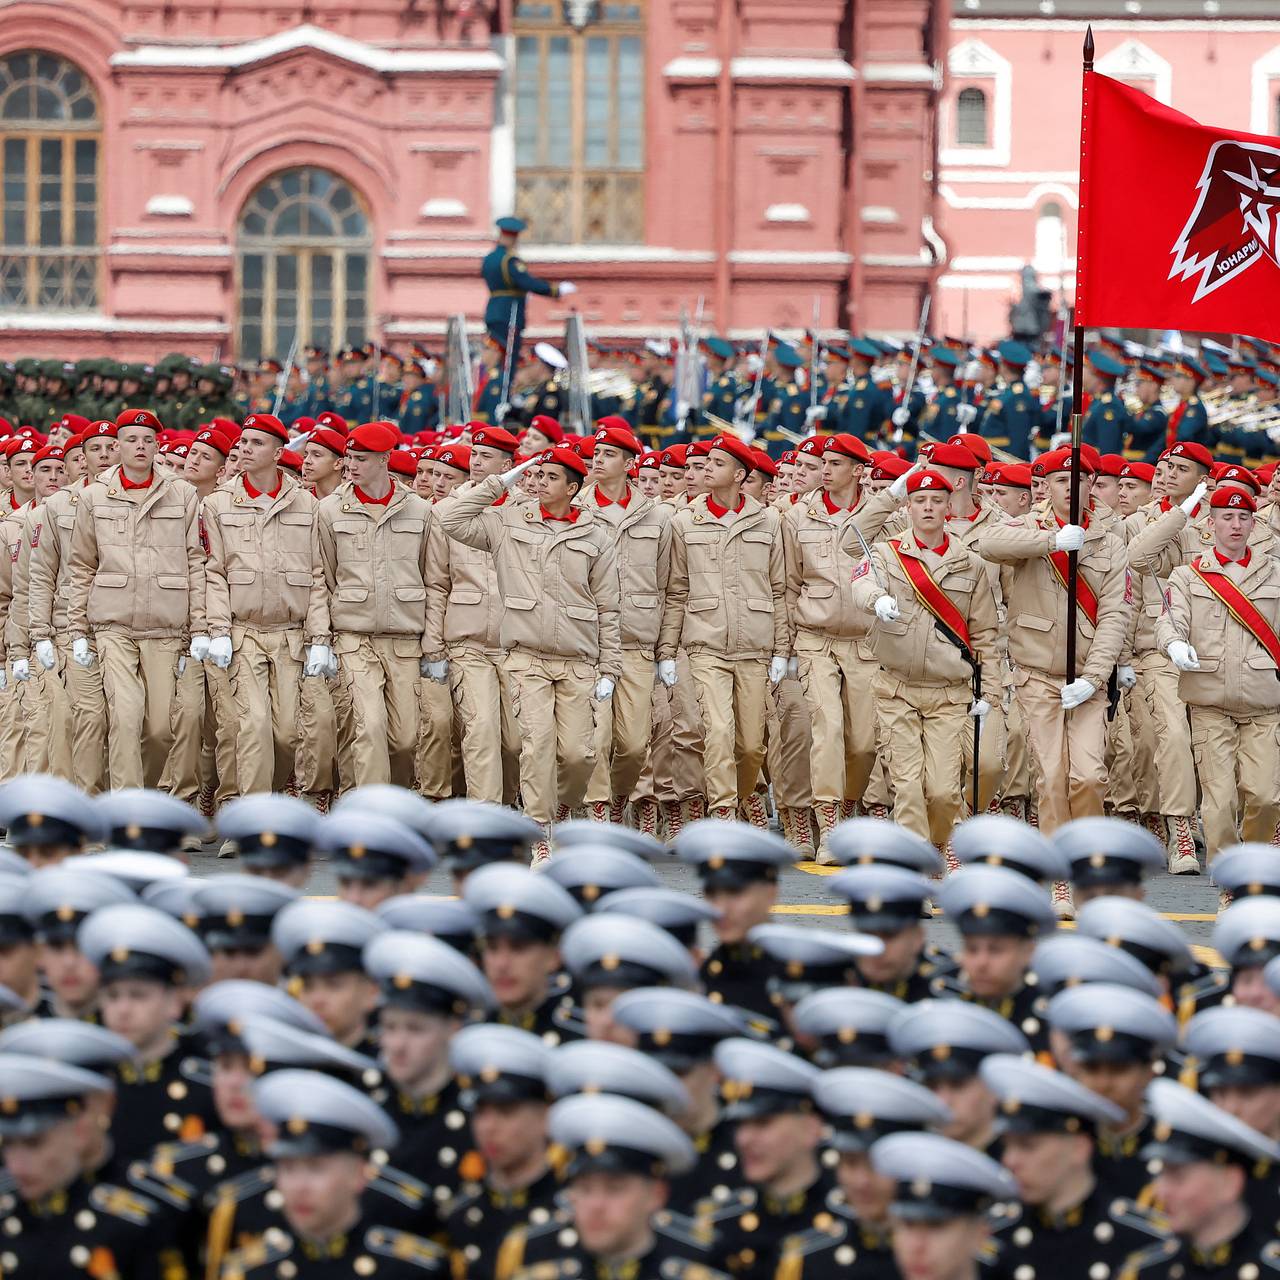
[0,51,100,311]
[1034,201,1065,275]
[236,168,372,361]
[513,0,645,244]
[956,87,989,147]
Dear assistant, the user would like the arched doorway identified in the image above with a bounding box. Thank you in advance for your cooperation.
[236,167,372,361]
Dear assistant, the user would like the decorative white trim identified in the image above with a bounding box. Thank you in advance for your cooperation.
[382,247,486,259]
[939,181,1079,210]
[861,206,899,223]
[1097,38,1172,104]
[108,243,231,257]
[940,38,1012,168]
[936,273,1014,290]
[861,250,934,267]
[0,313,229,334]
[861,62,941,87]
[111,24,504,74]
[420,198,468,219]
[949,255,1027,270]
[728,249,853,264]
[939,169,1078,183]
[663,56,721,78]
[730,57,855,82]
[521,245,717,263]
[143,195,194,217]
[1250,44,1280,133]
[765,203,811,223]
[953,18,1280,31]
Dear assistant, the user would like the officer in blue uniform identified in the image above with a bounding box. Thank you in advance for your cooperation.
[978,340,1037,459]
[333,347,375,424]
[481,216,574,368]
[763,344,809,458]
[1168,355,1214,450]
[399,358,440,436]
[922,347,966,438]
[1081,348,1132,454]
[370,351,405,421]
[837,337,892,445]
[1126,363,1169,463]
[303,345,332,414]
[699,335,741,431]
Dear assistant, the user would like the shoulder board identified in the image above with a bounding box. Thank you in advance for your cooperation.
[697,1188,757,1224]
[1261,1240,1280,1272]
[363,1226,449,1272]
[179,1055,212,1086]
[224,1227,293,1275]
[90,1182,158,1226]
[1107,1196,1169,1240]
[215,1165,275,1204]
[777,1224,847,1257]
[370,1163,433,1209]
[1119,1238,1180,1279]
[653,1209,715,1250]
[658,1262,734,1280]
[512,1265,565,1280]
[522,1207,574,1243]
[150,1134,220,1169]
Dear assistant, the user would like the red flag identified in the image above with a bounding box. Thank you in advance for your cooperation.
[1076,73,1280,342]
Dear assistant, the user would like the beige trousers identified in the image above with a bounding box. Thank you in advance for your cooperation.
[585,649,655,805]
[687,653,768,811]
[1190,706,1280,859]
[765,675,813,809]
[652,651,706,804]
[795,632,877,806]
[415,675,454,800]
[336,633,421,788]
[297,676,339,794]
[230,628,303,795]
[19,659,71,779]
[1135,652,1197,817]
[59,637,107,793]
[449,646,519,806]
[97,633,184,790]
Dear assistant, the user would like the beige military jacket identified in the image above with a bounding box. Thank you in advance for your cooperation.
[783,486,899,643]
[67,465,206,641]
[658,493,787,663]
[438,474,623,679]
[316,482,445,659]
[978,511,1130,689]
[7,499,44,660]
[27,479,88,643]
[0,508,22,656]
[576,482,671,653]
[203,472,328,643]
[850,535,1000,688]
[1124,499,1211,657]
[1157,549,1280,717]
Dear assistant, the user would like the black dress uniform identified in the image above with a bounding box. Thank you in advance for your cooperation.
[223,1218,449,1278]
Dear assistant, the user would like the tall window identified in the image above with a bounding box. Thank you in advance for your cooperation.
[514,1,645,244]
[236,168,371,361]
[956,87,989,147]
[0,51,99,311]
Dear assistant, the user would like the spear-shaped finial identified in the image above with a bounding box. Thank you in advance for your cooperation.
[1084,24,1095,70]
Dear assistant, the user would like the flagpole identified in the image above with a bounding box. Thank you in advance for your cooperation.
[1066,24,1094,687]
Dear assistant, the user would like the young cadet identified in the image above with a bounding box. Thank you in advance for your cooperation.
[851,466,999,847]
[1158,486,1280,861]
[659,434,787,826]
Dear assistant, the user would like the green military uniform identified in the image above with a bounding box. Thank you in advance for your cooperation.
[177,363,242,429]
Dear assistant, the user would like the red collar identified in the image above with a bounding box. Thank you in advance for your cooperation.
[118,470,154,491]
[493,491,508,507]
[242,472,282,500]
[353,484,394,506]
[1054,512,1090,531]
[822,490,851,515]
[1160,495,1200,519]
[706,495,745,519]
[7,492,17,510]
[540,505,579,523]
[914,534,949,554]
[594,484,631,509]
[1214,547,1252,568]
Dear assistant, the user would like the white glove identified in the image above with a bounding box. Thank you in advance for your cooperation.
[768,656,788,685]
[787,655,799,679]
[208,636,233,669]
[423,659,449,682]
[33,640,55,671]
[888,460,924,500]
[558,281,578,297]
[1060,677,1098,709]
[1179,481,1209,516]
[594,677,614,700]
[955,403,977,428]
[804,405,827,425]
[874,595,901,623]
[178,655,187,677]
[1116,664,1137,689]
[494,402,510,424]
[1053,524,1086,553]
[304,644,332,677]
[657,660,678,688]
[969,698,991,719]
[1168,640,1201,672]
[0,668,7,692]
[11,659,29,683]
[189,634,211,662]
[500,456,540,490]
[891,406,911,428]
[324,650,339,679]
[72,638,94,667]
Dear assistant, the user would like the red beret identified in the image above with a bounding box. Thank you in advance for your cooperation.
[1162,441,1214,469]
[529,415,564,444]
[824,433,871,464]
[1210,487,1256,512]
[870,455,912,481]
[906,468,953,494]
[83,421,118,442]
[435,444,472,473]
[660,445,688,467]
[947,433,991,463]
[0,418,11,438]
[240,413,289,444]
[347,423,399,454]
[293,417,317,434]
[1216,464,1260,493]
[638,450,662,471]
[116,408,163,433]
[1037,447,1095,477]
[928,442,980,472]
[917,441,937,461]
[593,422,642,455]
[992,463,1032,489]
[1097,454,1127,478]
[279,449,304,474]
[540,446,588,479]
[308,428,348,457]
[1256,463,1277,486]
[1079,443,1102,472]
[3,437,36,459]
[750,448,779,478]
[797,436,828,457]
[709,434,756,473]
[388,450,418,478]
[191,429,232,458]
[210,418,242,443]
[31,445,64,466]
[63,433,85,453]
[470,424,520,454]
[59,413,90,435]
[688,441,714,458]
[1120,461,1155,483]
[315,411,348,434]
[778,451,798,466]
